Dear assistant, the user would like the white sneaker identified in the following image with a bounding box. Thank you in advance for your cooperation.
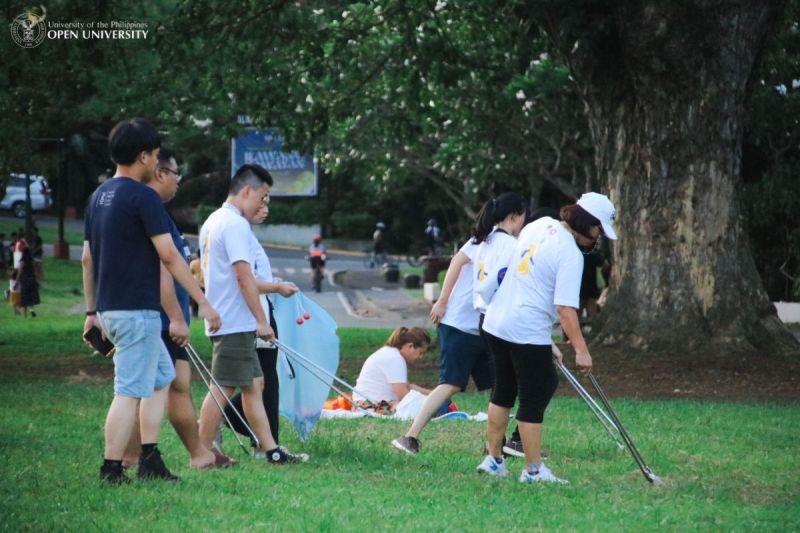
[519,464,569,484]
[476,455,509,477]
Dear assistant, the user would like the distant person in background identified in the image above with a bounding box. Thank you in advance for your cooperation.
[31,227,43,279]
[13,235,26,270]
[308,235,327,292]
[424,218,442,256]
[16,248,39,318]
[0,233,7,278]
[372,222,387,265]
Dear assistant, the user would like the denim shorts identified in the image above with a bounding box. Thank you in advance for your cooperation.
[438,323,492,391]
[98,310,176,398]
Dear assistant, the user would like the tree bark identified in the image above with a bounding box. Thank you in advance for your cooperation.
[535,0,798,354]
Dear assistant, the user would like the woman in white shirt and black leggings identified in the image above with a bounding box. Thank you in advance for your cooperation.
[480,193,618,484]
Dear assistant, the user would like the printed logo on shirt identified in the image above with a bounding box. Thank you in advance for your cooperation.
[496,267,507,285]
[477,262,487,282]
[97,191,115,206]
[516,243,538,276]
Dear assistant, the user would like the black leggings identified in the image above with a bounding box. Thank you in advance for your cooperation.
[484,332,558,424]
[225,306,280,444]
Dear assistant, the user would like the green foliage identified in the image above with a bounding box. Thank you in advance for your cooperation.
[742,1,800,301]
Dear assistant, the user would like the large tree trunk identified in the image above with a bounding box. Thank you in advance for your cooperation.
[535,1,798,354]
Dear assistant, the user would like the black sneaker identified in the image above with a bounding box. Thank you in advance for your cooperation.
[391,436,420,455]
[257,446,309,464]
[502,439,525,458]
[137,447,180,481]
[99,463,130,485]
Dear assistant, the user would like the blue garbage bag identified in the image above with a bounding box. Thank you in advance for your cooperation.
[273,291,339,441]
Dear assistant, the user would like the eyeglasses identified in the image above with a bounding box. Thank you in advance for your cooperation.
[159,167,182,183]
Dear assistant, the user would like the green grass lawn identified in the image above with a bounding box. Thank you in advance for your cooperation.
[1,258,799,530]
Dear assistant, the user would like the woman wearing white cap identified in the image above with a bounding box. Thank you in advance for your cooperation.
[478,192,617,483]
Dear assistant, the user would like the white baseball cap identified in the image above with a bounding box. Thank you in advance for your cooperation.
[576,192,617,240]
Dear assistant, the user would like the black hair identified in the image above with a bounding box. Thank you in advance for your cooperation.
[230,164,273,195]
[560,204,601,239]
[157,146,176,166]
[471,192,528,244]
[527,206,561,224]
[108,118,161,165]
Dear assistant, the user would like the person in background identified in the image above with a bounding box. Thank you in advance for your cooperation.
[353,327,432,410]
[16,247,39,318]
[308,235,327,293]
[424,218,443,256]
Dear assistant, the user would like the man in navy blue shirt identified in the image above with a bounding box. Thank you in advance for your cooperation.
[82,118,221,484]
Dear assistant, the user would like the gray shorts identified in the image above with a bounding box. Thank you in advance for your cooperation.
[210,332,262,387]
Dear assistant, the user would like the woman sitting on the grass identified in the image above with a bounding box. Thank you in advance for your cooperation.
[351,326,433,412]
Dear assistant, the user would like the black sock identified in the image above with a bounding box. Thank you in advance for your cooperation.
[141,443,157,456]
[103,459,123,470]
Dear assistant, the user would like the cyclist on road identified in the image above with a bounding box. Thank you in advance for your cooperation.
[308,235,327,292]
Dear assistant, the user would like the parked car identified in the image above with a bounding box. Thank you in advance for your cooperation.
[1,174,53,218]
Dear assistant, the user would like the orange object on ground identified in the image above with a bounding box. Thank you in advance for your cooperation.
[323,395,353,411]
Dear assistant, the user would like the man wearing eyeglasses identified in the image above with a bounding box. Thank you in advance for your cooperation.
[120,147,236,471]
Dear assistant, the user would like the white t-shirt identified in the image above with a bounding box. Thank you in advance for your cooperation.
[200,203,258,336]
[473,229,517,314]
[440,239,480,335]
[483,217,583,345]
[353,346,408,402]
[251,232,276,349]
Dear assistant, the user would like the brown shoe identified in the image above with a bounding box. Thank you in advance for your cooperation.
[391,436,420,455]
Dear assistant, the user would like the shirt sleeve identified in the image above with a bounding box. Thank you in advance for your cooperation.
[223,218,253,265]
[383,353,409,384]
[138,188,172,237]
[553,247,583,309]
[459,239,477,262]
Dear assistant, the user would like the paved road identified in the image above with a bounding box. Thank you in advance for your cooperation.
[23,215,429,329]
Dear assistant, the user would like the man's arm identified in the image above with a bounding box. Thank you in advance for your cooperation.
[151,233,221,333]
[557,305,592,373]
[81,241,100,335]
[233,261,274,340]
[160,263,189,347]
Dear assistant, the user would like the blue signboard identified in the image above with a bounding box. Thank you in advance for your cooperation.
[231,129,318,197]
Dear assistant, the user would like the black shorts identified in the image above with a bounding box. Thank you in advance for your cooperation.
[161,330,188,364]
[310,256,326,269]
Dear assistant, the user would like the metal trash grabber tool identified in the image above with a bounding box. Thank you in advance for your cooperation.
[272,339,384,414]
[556,359,624,449]
[588,373,664,485]
[185,343,258,454]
